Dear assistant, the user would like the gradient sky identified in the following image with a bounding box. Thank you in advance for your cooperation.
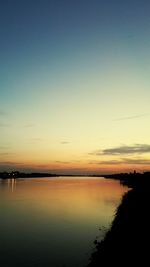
[0,0,150,174]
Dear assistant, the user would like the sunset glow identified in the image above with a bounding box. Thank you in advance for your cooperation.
[0,0,150,174]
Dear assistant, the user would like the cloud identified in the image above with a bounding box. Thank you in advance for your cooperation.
[92,144,150,156]
[114,113,149,121]
[55,161,71,164]
[60,141,70,144]
[122,158,150,165]
[89,158,150,165]
[89,160,120,165]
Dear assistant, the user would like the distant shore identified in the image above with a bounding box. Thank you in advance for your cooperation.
[1,170,150,182]
[0,171,88,179]
[88,171,150,266]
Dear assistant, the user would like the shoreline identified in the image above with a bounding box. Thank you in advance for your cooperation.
[88,172,150,266]
[1,170,149,181]
[0,172,90,179]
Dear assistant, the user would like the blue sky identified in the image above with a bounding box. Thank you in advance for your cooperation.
[0,0,150,173]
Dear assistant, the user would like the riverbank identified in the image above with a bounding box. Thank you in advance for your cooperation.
[0,171,86,179]
[88,172,150,266]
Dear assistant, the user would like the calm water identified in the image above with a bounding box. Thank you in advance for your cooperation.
[0,177,127,267]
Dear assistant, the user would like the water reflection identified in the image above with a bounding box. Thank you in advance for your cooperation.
[0,178,17,192]
[7,179,17,192]
[0,177,128,267]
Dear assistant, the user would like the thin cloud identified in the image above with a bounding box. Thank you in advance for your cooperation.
[60,141,70,144]
[93,144,150,156]
[122,158,150,165]
[55,161,71,164]
[89,160,119,165]
[114,113,149,121]
[89,158,150,165]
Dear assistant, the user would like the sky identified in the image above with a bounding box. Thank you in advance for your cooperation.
[0,0,150,174]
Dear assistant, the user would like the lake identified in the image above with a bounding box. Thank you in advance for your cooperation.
[0,177,128,267]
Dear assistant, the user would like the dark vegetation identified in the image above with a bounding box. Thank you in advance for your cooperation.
[0,171,85,179]
[88,171,150,266]
[0,171,57,178]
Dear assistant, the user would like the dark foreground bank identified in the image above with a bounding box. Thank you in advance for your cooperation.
[88,172,150,266]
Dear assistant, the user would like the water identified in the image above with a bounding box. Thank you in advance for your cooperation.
[0,177,127,267]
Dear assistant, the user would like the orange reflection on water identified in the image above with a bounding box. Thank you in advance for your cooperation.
[7,179,17,192]
[0,176,128,267]
[2,177,128,223]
